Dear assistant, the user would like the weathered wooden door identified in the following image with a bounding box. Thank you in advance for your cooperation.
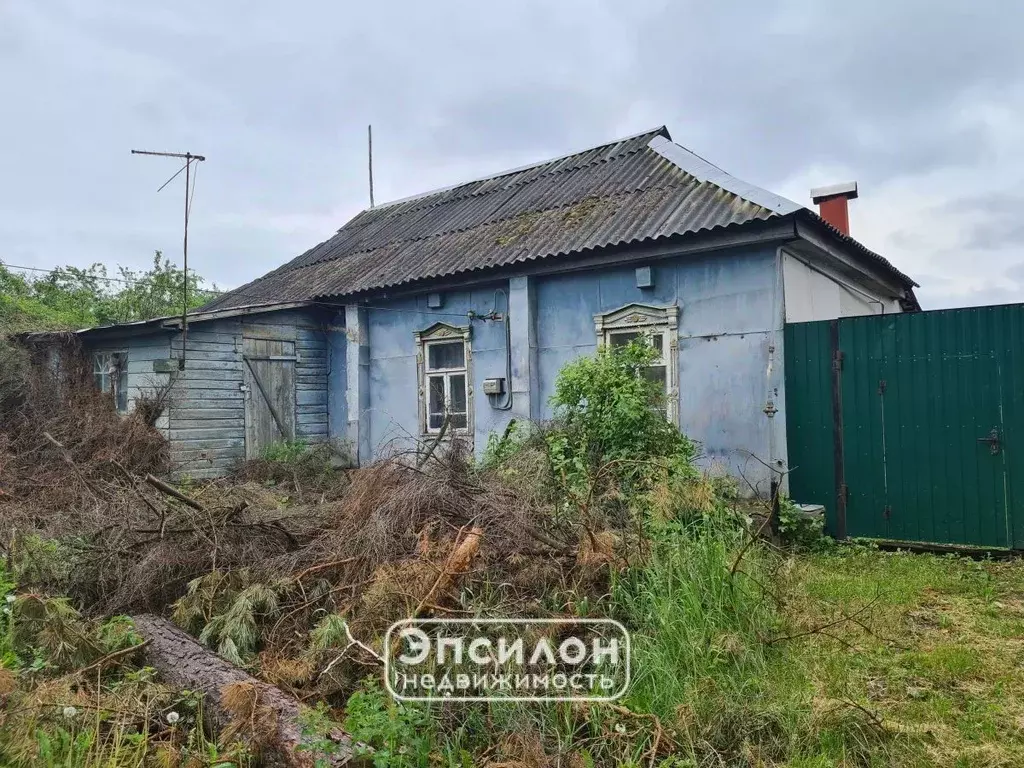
[243,336,297,459]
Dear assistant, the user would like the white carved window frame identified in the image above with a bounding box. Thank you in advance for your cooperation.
[594,303,680,425]
[414,322,473,435]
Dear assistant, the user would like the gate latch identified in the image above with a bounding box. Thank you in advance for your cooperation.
[977,428,1001,455]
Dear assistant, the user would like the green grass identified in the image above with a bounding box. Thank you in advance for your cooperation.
[389,533,1024,766]
[792,545,1024,767]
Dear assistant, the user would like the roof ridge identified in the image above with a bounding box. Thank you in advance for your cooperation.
[370,126,670,212]
[646,135,803,216]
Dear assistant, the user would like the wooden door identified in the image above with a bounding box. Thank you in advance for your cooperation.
[243,337,297,459]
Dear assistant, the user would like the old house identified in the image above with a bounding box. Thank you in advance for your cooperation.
[71,126,918,491]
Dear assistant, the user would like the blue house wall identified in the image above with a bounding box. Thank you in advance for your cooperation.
[363,283,511,456]
[346,243,787,492]
[533,245,785,488]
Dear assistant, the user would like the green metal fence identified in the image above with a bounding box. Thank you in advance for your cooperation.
[785,305,1024,550]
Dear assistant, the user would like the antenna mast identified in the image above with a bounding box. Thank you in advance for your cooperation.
[131,149,206,368]
[368,125,375,208]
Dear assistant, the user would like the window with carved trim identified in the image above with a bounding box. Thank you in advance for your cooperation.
[594,304,679,423]
[415,323,472,434]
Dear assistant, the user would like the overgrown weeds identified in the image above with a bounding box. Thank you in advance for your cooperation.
[3,335,1020,766]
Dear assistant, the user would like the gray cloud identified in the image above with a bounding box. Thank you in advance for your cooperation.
[1,0,1023,306]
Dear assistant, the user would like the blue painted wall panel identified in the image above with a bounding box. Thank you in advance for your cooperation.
[365,284,512,456]
[534,246,783,491]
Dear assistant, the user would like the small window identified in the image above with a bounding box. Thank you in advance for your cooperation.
[93,351,128,412]
[415,324,472,435]
[424,340,469,431]
[607,330,670,417]
[595,303,679,424]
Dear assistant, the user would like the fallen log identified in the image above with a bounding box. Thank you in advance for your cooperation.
[414,525,482,617]
[132,614,358,767]
[144,474,207,513]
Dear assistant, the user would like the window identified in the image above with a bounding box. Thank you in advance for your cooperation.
[595,303,679,423]
[414,323,472,434]
[93,351,128,412]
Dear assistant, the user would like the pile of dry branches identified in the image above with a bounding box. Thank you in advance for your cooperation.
[0,336,635,725]
[0,338,595,613]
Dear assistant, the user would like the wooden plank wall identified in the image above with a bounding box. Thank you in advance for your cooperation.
[85,308,332,480]
[94,334,173,435]
[167,309,331,479]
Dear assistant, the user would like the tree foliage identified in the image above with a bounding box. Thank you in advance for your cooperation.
[548,339,695,472]
[545,340,698,525]
[0,252,217,333]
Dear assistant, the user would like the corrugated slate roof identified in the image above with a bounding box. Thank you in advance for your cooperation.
[204,126,914,310]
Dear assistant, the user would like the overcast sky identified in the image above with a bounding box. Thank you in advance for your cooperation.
[2,1,1022,309]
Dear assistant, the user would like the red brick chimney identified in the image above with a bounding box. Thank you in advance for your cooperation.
[810,181,858,236]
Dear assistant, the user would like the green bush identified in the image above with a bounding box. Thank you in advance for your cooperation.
[545,340,697,525]
[260,440,311,463]
[778,497,826,548]
[343,678,432,767]
[549,340,693,468]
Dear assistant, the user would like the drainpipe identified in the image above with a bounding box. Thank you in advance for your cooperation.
[764,246,787,489]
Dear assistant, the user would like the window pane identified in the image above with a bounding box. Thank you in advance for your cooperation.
[429,413,445,430]
[608,331,640,348]
[428,341,464,370]
[642,365,667,390]
[450,414,468,429]
[449,374,467,413]
[651,334,664,357]
[428,376,445,415]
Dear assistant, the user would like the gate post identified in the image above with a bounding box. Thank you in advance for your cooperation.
[830,319,848,539]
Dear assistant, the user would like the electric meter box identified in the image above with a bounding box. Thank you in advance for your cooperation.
[482,378,505,395]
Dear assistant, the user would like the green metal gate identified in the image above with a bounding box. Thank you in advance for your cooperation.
[785,305,1024,549]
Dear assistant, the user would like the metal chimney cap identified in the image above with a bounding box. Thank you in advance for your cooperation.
[810,181,858,203]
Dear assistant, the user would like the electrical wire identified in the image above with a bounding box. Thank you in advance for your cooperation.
[2,260,494,321]
[0,261,221,294]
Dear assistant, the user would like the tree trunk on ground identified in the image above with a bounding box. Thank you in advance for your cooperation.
[132,614,357,767]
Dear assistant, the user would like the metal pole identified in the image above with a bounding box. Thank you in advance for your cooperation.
[131,148,205,371]
[182,154,190,369]
[368,125,374,209]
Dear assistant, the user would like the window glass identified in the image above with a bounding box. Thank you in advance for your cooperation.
[609,331,664,359]
[608,331,641,348]
[93,354,109,395]
[642,365,667,389]
[449,374,467,413]
[93,352,129,411]
[427,341,465,370]
[651,334,664,357]
[427,376,445,429]
[420,332,470,433]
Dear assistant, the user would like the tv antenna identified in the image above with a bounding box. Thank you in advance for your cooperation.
[131,149,206,368]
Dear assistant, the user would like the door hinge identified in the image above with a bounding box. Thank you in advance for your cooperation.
[839,483,849,503]
[884,505,892,520]
[878,379,887,395]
